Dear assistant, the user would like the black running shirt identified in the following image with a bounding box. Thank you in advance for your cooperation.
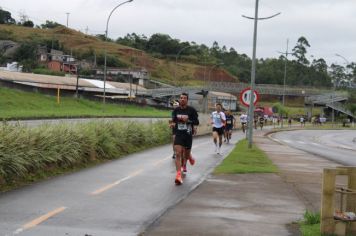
[172,106,199,136]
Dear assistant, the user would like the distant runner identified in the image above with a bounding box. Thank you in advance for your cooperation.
[224,110,235,144]
[240,113,248,133]
[210,103,226,154]
[171,93,199,185]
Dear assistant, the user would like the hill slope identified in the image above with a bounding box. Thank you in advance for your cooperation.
[0,24,238,86]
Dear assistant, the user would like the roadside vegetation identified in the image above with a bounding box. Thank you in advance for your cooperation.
[0,120,171,192]
[214,139,278,174]
[0,87,170,120]
[299,211,320,236]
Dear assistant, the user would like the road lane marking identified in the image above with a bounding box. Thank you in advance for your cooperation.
[14,207,67,234]
[91,169,144,195]
[153,141,211,167]
[283,140,291,143]
[297,141,306,144]
[153,156,171,166]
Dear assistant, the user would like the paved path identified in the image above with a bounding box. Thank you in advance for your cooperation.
[145,130,342,236]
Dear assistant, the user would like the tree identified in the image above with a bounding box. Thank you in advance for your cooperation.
[41,20,62,29]
[329,64,346,87]
[292,36,310,66]
[146,33,180,55]
[13,41,39,72]
[0,8,15,24]
[22,20,34,28]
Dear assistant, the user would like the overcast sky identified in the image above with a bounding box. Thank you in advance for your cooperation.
[1,0,355,66]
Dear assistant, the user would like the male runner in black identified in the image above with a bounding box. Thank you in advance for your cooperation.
[171,93,199,185]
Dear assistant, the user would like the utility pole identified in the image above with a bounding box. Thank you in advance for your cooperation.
[242,0,280,148]
[66,12,70,28]
[277,39,293,128]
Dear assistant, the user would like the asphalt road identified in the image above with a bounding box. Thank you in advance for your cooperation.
[271,130,356,166]
[0,132,246,236]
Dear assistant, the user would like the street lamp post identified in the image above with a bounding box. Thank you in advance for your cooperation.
[174,45,192,85]
[242,0,280,148]
[208,63,224,89]
[277,39,293,128]
[103,0,133,104]
[332,54,350,127]
[203,62,224,112]
[66,12,70,28]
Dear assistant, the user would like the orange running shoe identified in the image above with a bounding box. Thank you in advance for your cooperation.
[188,154,195,166]
[175,171,183,185]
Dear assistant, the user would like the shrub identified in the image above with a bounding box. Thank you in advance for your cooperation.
[0,121,170,186]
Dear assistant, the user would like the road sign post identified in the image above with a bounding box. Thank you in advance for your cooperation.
[240,87,259,107]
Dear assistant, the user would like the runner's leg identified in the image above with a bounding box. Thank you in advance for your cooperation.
[212,131,219,152]
[174,145,184,184]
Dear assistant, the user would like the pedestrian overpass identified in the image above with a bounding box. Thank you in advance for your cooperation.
[146,82,355,119]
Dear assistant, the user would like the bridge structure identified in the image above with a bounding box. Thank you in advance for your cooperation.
[145,82,332,98]
[146,82,355,119]
[146,81,332,98]
[305,94,355,119]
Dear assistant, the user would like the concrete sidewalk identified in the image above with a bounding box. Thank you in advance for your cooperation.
[144,131,340,236]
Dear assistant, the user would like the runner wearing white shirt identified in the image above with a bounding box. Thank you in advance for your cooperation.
[239,113,248,133]
[210,103,226,154]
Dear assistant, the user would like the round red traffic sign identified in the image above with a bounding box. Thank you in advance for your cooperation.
[240,87,259,107]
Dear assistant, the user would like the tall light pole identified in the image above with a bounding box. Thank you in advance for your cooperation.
[332,54,350,126]
[103,0,133,104]
[204,62,224,112]
[208,62,224,89]
[174,45,192,85]
[277,39,293,128]
[66,12,70,27]
[242,0,280,148]
[335,53,350,65]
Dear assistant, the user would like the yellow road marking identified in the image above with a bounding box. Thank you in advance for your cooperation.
[22,207,66,230]
[153,141,211,167]
[153,156,171,166]
[91,169,144,195]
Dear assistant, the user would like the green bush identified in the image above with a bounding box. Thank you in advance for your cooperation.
[0,121,171,187]
[299,210,321,236]
[303,210,320,225]
[32,68,65,76]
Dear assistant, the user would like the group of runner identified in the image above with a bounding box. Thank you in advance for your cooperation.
[169,95,238,185]
[210,103,237,154]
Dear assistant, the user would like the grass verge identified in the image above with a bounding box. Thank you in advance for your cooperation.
[299,211,321,236]
[214,139,278,174]
[0,87,170,119]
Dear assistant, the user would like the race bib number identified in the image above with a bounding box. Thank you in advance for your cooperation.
[177,123,188,130]
[226,120,232,124]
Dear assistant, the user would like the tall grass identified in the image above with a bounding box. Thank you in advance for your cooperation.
[0,121,171,187]
[299,210,321,236]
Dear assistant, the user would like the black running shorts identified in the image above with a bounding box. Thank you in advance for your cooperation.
[174,133,193,149]
[225,125,233,131]
[212,127,224,136]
